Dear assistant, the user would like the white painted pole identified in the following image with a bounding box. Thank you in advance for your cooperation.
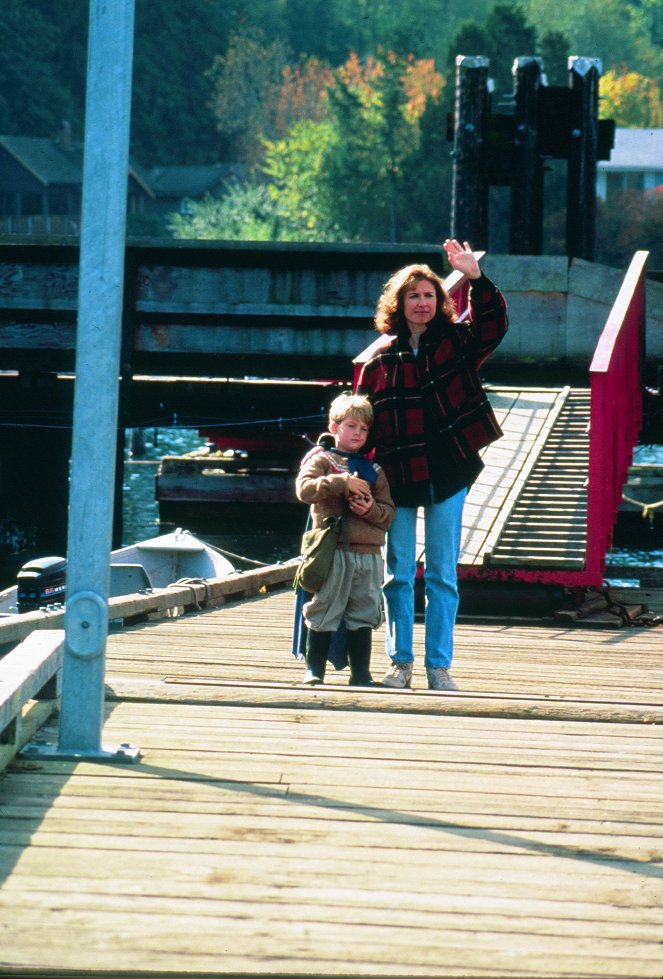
[58,0,137,756]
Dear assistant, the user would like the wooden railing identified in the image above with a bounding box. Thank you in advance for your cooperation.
[0,630,63,772]
[585,251,648,583]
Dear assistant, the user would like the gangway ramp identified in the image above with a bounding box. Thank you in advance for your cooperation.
[416,386,593,577]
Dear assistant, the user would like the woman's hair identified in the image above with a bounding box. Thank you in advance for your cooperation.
[374,263,457,335]
[328,392,373,427]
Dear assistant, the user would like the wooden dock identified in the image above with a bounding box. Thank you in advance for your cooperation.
[1,584,663,977]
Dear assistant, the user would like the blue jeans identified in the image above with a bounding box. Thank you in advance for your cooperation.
[383,487,466,669]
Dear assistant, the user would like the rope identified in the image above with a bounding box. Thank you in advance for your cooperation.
[200,540,273,568]
[166,576,213,611]
[621,493,663,525]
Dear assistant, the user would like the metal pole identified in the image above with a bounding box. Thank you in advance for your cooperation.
[451,56,490,248]
[57,0,139,759]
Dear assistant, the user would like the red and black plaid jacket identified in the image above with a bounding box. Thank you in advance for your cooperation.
[356,275,508,497]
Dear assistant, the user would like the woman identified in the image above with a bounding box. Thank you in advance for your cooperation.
[356,239,508,690]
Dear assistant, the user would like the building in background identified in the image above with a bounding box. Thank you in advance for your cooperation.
[596,128,663,200]
[0,123,154,235]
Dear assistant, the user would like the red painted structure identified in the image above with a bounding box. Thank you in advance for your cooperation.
[352,252,648,588]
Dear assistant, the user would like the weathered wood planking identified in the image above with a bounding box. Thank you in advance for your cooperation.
[1,699,663,975]
[101,589,663,717]
[2,583,663,975]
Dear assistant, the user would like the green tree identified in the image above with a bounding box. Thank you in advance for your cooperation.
[447,5,538,100]
[523,0,662,77]
[262,120,340,241]
[318,53,424,241]
[168,183,278,241]
[0,0,86,136]
[538,30,570,86]
[131,0,233,165]
[207,27,293,170]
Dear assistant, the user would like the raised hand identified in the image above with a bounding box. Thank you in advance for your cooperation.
[443,239,481,280]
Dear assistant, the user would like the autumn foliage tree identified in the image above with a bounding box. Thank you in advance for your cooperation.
[263,50,446,242]
[599,68,663,127]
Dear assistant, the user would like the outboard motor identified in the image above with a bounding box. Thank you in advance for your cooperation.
[16,556,67,613]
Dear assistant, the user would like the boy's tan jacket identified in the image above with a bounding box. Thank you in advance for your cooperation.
[296,450,395,553]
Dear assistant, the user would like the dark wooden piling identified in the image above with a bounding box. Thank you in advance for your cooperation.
[451,55,490,248]
[566,57,602,261]
[510,57,545,255]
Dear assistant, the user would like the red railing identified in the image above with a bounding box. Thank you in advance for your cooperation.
[584,250,648,583]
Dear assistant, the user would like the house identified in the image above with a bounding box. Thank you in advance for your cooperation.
[0,123,154,234]
[147,163,246,218]
[596,127,663,200]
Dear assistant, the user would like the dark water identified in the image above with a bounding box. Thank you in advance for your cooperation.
[123,429,663,575]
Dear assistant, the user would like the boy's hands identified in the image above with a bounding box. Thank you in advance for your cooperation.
[347,473,372,517]
[348,493,372,517]
[347,474,371,497]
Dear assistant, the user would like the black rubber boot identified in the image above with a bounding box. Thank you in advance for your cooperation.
[302,630,331,685]
[347,627,377,686]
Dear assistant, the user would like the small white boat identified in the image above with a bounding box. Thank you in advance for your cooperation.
[0,528,235,617]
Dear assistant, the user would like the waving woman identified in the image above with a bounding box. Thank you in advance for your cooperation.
[356,240,508,690]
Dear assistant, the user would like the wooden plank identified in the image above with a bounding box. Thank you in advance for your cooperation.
[1,693,663,974]
[0,629,62,733]
[2,577,663,976]
[0,561,299,648]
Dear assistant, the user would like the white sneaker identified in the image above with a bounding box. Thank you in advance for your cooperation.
[426,667,458,691]
[382,662,414,688]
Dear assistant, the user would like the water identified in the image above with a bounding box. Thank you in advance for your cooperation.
[123,430,663,575]
[123,428,303,567]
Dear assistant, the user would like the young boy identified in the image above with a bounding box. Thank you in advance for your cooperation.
[295,393,395,686]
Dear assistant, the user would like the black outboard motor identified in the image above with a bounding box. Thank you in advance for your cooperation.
[16,556,67,613]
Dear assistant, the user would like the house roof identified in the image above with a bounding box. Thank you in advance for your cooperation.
[149,163,245,198]
[0,135,82,185]
[597,127,663,171]
[0,134,154,196]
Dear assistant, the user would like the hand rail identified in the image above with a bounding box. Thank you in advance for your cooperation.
[585,251,648,582]
[0,629,63,772]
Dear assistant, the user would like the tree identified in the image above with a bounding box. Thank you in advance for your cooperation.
[208,29,336,171]
[0,0,86,137]
[168,183,278,241]
[523,0,663,77]
[447,5,538,100]
[207,28,292,170]
[596,188,663,269]
[262,120,340,241]
[318,52,430,241]
[131,0,233,165]
[538,30,570,86]
[599,69,663,127]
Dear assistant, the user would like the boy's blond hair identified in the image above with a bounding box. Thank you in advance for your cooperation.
[328,392,373,427]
